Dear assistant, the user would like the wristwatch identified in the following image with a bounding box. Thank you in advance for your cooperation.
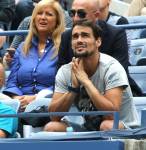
[68,83,80,94]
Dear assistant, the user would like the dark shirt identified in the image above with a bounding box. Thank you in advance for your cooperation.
[58,20,129,72]
[106,11,129,25]
[0,0,15,24]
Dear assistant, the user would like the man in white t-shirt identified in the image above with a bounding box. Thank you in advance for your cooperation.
[44,20,139,132]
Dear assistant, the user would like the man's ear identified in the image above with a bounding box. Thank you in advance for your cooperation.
[96,37,102,48]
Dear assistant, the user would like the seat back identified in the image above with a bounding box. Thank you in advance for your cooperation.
[126,16,146,40]
[141,109,146,127]
[129,39,146,65]
[133,97,146,121]
[129,66,146,95]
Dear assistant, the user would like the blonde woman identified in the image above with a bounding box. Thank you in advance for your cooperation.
[3,0,65,110]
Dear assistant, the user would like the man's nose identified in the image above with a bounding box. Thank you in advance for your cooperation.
[76,35,84,42]
[73,13,81,23]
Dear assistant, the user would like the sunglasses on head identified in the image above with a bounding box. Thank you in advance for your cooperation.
[68,9,87,18]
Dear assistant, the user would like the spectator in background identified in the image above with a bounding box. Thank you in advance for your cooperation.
[3,0,65,110]
[0,63,18,138]
[10,0,34,43]
[0,101,18,138]
[98,0,142,96]
[59,0,73,10]
[13,0,34,29]
[0,0,15,57]
[98,0,129,25]
[58,0,129,73]
[44,20,139,132]
[127,0,146,16]
[58,0,142,96]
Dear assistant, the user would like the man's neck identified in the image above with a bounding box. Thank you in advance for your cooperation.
[82,52,100,77]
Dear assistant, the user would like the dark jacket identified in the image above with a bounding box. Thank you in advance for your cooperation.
[58,20,142,96]
[0,0,15,24]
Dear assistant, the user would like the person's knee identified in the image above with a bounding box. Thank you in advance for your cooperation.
[44,121,67,132]
[100,120,125,131]
[0,130,7,138]
[100,120,114,131]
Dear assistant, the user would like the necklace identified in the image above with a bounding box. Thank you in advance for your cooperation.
[40,49,44,53]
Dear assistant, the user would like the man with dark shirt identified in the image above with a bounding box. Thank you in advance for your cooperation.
[0,0,15,57]
[58,0,129,71]
[58,0,142,96]
[98,0,129,25]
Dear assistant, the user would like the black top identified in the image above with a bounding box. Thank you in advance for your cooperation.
[0,0,15,24]
[106,11,129,25]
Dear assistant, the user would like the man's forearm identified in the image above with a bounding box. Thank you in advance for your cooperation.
[49,92,78,121]
[82,79,120,111]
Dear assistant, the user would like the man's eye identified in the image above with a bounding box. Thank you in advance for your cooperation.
[81,33,89,37]
[72,34,79,39]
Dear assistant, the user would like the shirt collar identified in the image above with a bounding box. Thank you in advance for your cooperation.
[32,36,53,47]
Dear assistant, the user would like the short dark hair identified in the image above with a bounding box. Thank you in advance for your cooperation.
[72,20,102,39]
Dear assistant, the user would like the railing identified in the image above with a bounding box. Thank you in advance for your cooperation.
[0,111,120,130]
[0,23,146,36]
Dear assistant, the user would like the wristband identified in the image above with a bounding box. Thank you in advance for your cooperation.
[68,84,80,94]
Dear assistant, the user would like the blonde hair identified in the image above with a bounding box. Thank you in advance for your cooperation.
[23,0,65,57]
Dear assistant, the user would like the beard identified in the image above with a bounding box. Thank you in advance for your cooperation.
[74,50,94,58]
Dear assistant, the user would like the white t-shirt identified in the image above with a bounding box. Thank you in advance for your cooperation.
[55,53,139,127]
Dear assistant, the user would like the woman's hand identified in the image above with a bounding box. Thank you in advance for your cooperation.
[13,95,36,109]
[3,52,13,69]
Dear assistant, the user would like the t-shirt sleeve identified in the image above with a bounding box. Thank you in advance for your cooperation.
[55,66,71,93]
[104,62,129,91]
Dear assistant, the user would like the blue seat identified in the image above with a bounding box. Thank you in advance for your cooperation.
[133,97,146,124]
[141,109,146,127]
[126,16,146,40]
[128,66,146,95]
[129,39,146,66]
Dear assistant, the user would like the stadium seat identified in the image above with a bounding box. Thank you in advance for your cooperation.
[126,16,146,40]
[137,57,146,66]
[128,66,146,95]
[133,97,146,124]
[129,39,146,66]
[141,109,146,127]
